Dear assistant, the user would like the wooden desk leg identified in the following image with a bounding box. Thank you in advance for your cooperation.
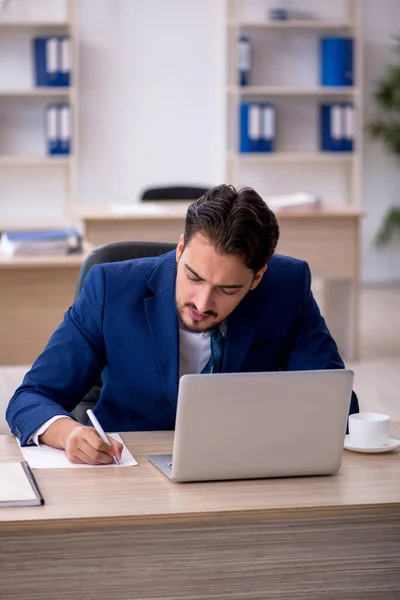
[322,279,359,362]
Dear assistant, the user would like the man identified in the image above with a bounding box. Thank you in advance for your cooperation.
[6,184,359,464]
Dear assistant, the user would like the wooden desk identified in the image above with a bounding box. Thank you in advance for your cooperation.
[74,203,363,359]
[1,429,399,599]
[0,253,87,365]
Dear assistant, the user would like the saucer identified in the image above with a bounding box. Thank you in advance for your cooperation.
[344,435,400,454]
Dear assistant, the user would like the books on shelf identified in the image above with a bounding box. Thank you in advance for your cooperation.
[0,228,82,257]
[33,36,72,87]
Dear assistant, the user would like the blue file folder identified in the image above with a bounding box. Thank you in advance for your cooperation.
[240,103,276,153]
[45,104,59,154]
[238,36,251,86]
[258,104,275,152]
[58,36,71,87]
[45,104,71,155]
[58,104,72,155]
[240,103,260,152]
[320,104,354,152]
[34,37,71,87]
[320,37,354,87]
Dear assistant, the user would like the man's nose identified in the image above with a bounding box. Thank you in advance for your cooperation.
[194,287,215,314]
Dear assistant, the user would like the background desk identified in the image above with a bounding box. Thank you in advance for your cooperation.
[0,253,87,365]
[75,203,363,360]
[1,429,399,600]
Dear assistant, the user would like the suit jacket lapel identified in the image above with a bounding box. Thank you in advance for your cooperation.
[144,252,179,411]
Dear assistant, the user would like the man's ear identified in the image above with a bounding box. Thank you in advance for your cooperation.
[250,265,267,290]
[176,234,185,263]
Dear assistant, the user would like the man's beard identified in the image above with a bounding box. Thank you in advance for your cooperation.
[175,301,219,334]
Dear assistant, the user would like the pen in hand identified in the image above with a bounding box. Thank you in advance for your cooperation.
[86,409,120,465]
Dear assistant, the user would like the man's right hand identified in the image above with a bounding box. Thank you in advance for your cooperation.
[38,417,123,465]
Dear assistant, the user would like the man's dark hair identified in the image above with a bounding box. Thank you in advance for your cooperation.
[184,184,280,272]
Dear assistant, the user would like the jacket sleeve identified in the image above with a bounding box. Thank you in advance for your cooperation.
[6,265,107,445]
[285,261,359,416]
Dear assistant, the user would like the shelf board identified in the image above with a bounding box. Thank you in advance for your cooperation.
[228,86,357,97]
[0,21,70,29]
[228,152,355,164]
[0,155,72,166]
[0,88,73,97]
[228,20,353,31]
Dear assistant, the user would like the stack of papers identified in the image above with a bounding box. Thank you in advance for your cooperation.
[0,228,82,257]
[266,192,322,211]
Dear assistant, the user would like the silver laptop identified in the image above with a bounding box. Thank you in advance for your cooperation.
[148,369,354,482]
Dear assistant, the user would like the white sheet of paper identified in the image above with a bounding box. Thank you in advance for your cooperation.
[19,433,138,469]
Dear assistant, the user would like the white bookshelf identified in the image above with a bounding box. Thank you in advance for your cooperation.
[227,151,355,164]
[228,86,358,97]
[0,155,72,166]
[0,0,77,226]
[228,20,354,31]
[225,0,364,208]
[0,88,73,97]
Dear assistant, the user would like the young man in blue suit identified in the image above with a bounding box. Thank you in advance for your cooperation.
[7,184,359,464]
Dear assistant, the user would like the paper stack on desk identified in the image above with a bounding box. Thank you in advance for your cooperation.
[0,228,82,257]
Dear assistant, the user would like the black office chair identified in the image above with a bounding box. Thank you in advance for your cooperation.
[140,185,209,202]
[71,241,176,424]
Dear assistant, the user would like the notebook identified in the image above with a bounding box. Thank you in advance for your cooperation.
[0,461,44,507]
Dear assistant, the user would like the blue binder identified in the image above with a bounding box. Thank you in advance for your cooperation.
[58,36,71,87]
[33,37,59,86]
[45,104,72,155]
[320,37,354,87]
[45,104,59,155]
[258,104,275,152]
[240,103,260,152]
[342,103,354,152]
[320,103,354,152]
[58,104,72,155]
[238,36,251,86]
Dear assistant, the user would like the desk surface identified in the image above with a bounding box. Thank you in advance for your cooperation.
[1,427,399,532]
[73,202,364,221]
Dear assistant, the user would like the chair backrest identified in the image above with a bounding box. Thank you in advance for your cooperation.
[76,240,176,297]
[71,241,176,423]
[141,185,209,201]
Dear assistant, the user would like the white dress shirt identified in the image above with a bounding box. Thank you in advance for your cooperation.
[30,324,226,445]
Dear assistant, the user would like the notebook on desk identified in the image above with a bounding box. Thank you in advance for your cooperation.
[148,369,354,483]
[0,461,44,507]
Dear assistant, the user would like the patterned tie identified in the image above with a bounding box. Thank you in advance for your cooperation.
[201,327,225,374]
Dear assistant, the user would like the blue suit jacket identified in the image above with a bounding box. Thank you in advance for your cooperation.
[7,251,359,445]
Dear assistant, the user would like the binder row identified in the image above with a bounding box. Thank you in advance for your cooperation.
[46,104,72,155]
[240,102,355,153]
[240,103,276,152]
[34,37,72,87]
[238,36,354,87]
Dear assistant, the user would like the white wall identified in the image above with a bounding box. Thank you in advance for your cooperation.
[77,0,225,204]
[361,0,400,283]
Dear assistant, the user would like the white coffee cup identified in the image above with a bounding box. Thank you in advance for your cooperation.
[348,412,390,448]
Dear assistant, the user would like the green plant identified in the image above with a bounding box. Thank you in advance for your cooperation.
[368,35,400,247]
